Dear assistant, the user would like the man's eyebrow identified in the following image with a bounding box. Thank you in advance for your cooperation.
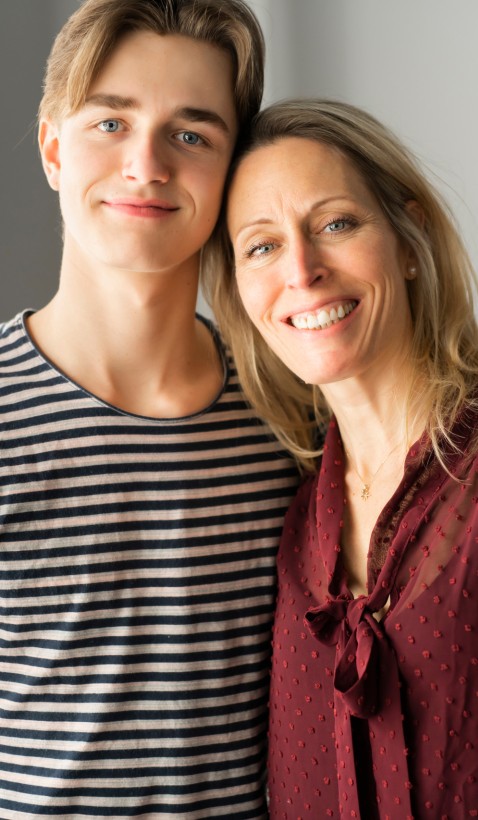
[83,97,231,134]
[175,106,231,134]
[84,93,139,110]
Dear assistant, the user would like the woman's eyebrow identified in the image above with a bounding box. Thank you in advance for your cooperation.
[232,197,354,237]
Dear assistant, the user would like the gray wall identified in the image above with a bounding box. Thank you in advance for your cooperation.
[1,0,78,321]
[2,2,477,321]
[248,0,478,284]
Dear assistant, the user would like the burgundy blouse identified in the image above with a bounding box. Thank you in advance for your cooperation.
[268,414,478,819]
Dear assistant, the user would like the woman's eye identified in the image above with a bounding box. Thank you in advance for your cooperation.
[326,220,346,232]
[98,119,122,133]
[324,218,353,233]
[247,242,276,258]
[177,131,203,146]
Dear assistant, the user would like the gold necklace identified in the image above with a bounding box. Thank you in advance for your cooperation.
[346,441,404,501]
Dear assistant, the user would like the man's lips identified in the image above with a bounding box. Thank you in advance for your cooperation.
[103,198,179,218]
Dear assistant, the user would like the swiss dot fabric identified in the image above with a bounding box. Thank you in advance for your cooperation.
[268,415,478,820]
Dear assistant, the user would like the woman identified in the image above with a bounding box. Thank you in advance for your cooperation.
[204,100,478,818]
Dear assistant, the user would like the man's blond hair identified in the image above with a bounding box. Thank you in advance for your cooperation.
[39,0,264,130]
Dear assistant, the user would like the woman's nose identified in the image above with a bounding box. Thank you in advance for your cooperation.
[285,238,329,289]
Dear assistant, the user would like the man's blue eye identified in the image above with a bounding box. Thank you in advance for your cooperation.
[180,132,201,145]
[98,120,121,133]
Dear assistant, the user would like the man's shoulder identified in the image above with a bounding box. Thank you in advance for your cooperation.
[0,312,23,339]
[0,311,41,400]
[0,312,29,359]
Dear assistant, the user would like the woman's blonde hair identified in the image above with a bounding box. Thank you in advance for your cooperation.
[204,99,478,472]
[39,0,264,129]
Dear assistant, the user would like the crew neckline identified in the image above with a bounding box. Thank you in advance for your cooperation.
[19,309,229,423]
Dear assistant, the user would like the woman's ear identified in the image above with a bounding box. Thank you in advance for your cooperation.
[405,198,426,229]
[38,118,61,191]
[404,199,426,279]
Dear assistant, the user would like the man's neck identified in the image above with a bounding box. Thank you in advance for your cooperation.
[27,256,224,419]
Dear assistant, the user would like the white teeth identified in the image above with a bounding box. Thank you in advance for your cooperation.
[290,300,357,330]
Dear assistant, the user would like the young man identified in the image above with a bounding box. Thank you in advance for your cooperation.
[0,2,297,817]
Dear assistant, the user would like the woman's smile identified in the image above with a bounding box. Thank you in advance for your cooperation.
[228,136,413,388]
[288,299,358,329]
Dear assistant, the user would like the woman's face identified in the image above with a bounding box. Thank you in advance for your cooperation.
[227,137,415,389]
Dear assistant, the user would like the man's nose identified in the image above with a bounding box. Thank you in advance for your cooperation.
[121,133,171,185]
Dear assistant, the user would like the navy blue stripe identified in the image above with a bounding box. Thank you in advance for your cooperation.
[0,751,264,781]
[0,399,253,431]
[0,793,265,818]
[0,710,266,741]
[1,638,272,669]
[0,657,270,687]
[0,603,273,631]
[0,513,282,543]
[0,543,277,569]
[0,435,278,466]
[0,489,289,525]
[0,677,263,704]
[0,620,269,650]
[0,694,268,725]
[0,453,283,487]
[0,733,263,762]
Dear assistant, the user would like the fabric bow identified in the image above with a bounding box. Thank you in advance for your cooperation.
[305,595,387,719]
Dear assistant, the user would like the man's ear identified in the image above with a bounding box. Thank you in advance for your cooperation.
[39,118,61,191]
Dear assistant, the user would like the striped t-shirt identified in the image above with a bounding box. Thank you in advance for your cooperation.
[0,312,298,819]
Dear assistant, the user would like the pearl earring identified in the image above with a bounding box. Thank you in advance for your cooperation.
[407,265,417,278]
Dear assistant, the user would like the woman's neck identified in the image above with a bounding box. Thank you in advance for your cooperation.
[321,362,428,480]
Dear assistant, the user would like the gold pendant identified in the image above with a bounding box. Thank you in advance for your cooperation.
[361,484,371,501]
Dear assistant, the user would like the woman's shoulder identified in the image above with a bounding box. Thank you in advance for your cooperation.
[283,469,320,527]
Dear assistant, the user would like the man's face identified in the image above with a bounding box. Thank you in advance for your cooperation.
[39,31,237,278]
